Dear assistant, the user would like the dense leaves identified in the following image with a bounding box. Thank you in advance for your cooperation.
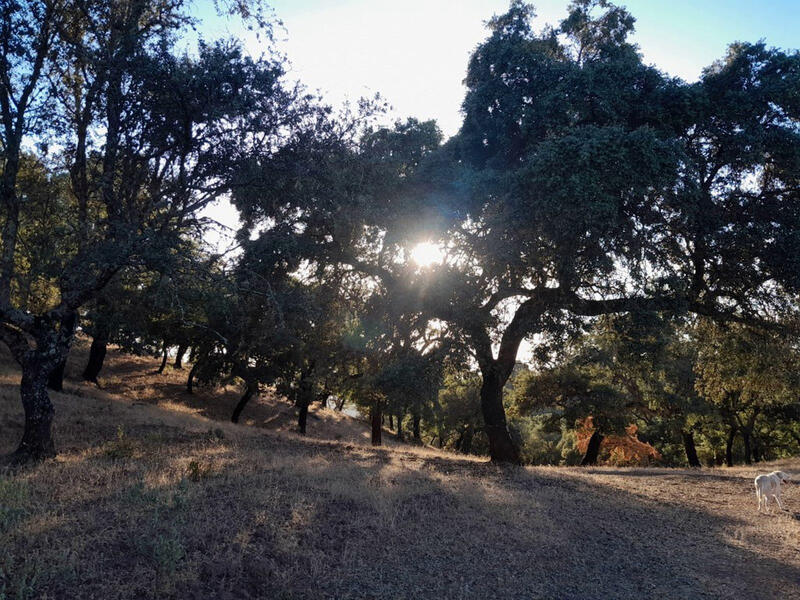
[2,0,799,466]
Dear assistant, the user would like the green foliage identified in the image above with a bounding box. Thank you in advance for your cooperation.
[427,371,485,453]
[514,415,581,465]
[4,0,799,466]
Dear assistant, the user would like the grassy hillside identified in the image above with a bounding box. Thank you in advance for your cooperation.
[1,344,799,599]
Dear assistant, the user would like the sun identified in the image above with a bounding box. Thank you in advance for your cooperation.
[410,241,445,267]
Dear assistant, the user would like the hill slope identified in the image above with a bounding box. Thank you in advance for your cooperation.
[1,345,799,599]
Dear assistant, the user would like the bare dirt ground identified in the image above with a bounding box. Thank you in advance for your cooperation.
[1,343,799,599]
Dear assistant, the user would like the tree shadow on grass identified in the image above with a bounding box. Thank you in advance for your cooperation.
[583,467,754,483]
[4,399,800,600]
[278,445,800,600]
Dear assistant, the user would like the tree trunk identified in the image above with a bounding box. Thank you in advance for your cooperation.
[682,431,701,468]
[82,335,108,383]
[186,359,201,394]
[174,344,188,369]
[742,429,752,465]
[395,413,404,441]
[156,341,168,374]
[47,312,77,392]
[296,369,315,435]
[480,370,521,464]
[581,430,604,466]
[231,380,257,423]
[298,403,309,435]
[725,426,736,467]
[14,359,57,461]
[412,412,421,441]
[370,402,382,446]
[388,414,394,430]
[752,437,762,462]
[47,358,67,392]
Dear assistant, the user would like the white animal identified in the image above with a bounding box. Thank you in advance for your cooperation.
[754,471,791,513]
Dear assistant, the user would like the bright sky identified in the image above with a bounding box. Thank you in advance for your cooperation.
[196,0,800,239]
[199,0,800,138]
[193,0,799,363]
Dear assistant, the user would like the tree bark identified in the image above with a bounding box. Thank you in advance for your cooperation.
[412,412,421,441]
[231,380,257,423]
[388,414,394,430]
[395,413,404,441]
[14,358,57,461]
[725,426,736,467]
[46,311,77,392]
[480,370,521,464]
[47,358,67,392]
[298,402,309,435]
[296,369,315,435]
[156,341,168,374]
[581,430,604,466]
[742,429,752,465]
[370,402,382,446]
[186,359,201,394]
[82,335,108,383]
[682,431,701,468]
[174,343,188,369]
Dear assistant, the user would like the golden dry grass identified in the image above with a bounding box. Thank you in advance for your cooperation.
[1,342,799,599]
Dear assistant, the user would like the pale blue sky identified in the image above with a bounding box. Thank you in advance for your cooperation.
[196,0,800,138]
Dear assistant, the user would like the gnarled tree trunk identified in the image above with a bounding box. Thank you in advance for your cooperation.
[231,379,257,423]
[15,357,58,461]
[186,359,201,394]
[412,412,421,442]
[47,312,77,392]
[480,369,521,464]
[174,343,188,369]
[156,341,169,374]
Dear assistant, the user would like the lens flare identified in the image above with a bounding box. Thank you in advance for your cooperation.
[410,242,444,267]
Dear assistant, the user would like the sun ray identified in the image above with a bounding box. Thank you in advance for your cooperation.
[410,242,444,267]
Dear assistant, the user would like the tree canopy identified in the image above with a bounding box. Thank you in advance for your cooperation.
[2,0,799,467]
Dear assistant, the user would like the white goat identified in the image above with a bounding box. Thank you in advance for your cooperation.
[754,471,791,513]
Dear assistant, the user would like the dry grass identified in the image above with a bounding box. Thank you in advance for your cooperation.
[1,342,799,599]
